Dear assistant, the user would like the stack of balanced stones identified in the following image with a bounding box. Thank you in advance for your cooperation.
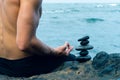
[75,36,94,62]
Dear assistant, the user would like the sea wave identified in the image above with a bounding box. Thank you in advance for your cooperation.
[43,9,80,14]
[84,18,104,23]
[43,10,65,14]
[42,3,120,14]
[110,10,120,13]
[96,3,119,8]
[96,4,104,8]
[108,4,118,7]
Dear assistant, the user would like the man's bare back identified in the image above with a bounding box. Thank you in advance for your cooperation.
[0,0,29,59]
[0,0,73,60]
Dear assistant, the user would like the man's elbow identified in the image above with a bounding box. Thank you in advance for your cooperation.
[16,40,30,51]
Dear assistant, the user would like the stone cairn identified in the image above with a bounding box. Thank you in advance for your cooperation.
[75,36,94,62]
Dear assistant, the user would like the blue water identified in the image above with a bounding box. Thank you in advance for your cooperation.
[37,3,120,58]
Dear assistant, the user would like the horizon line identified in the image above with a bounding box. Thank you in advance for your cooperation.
[43,2,120,3]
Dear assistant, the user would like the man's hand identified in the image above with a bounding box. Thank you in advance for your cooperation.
[53,42,73,56]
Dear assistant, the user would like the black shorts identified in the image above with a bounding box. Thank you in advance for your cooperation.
[0,54,76,77]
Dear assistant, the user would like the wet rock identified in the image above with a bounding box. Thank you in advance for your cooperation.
[109,53,120,63]
[1,52,120,80]
[76,45,94,51]
[80,40,89,46]
[99,64,115,76]
[31,78,47,80]
[80,50,89,56]
[92,51,120,78]
[76,55,91,63]
[109,53,120,70]
[70,66,79,71]
[92,51,109,69]
[78,36,89,41]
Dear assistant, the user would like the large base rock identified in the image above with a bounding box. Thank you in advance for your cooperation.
[1,51,120,80]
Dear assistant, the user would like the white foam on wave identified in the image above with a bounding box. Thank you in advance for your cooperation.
[43,10,65,14]
[108,4,118,7]
[96,4,104,8]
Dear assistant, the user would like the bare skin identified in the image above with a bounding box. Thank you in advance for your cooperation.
[0,0,73,60]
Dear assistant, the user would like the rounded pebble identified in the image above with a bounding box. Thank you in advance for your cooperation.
[76,55,91,62]
[80,50,89,56]
[80,40,89,46]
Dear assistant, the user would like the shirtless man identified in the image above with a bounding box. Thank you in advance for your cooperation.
[0,0,73,77]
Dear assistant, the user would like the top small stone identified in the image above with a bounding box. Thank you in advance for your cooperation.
[78,36,89,41]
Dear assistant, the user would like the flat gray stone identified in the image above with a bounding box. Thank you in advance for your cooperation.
[76,45,93,51]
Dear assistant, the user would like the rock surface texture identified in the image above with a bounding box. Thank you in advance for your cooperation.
[1,51,120,80]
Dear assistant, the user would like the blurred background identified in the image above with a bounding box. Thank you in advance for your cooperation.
[37,0,120,58]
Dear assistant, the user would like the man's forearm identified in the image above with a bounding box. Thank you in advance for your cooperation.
[24,37,54,56]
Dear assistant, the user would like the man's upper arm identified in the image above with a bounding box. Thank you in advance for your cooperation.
[16,0,42,49]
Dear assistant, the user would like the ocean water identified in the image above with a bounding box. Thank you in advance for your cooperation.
[37,3,120,58]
